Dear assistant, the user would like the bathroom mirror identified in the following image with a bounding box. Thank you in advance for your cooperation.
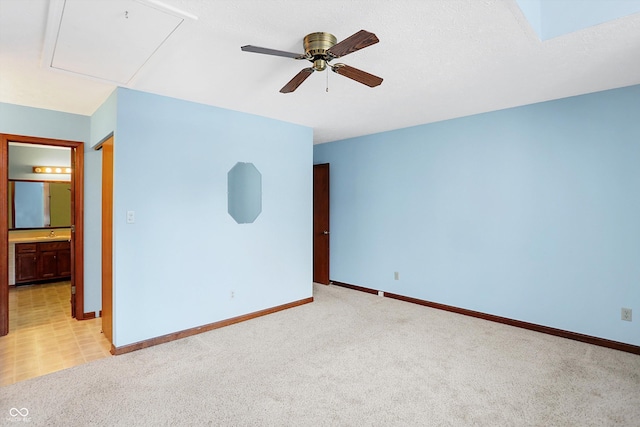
[8,180,71,229]
[227,162,262,224]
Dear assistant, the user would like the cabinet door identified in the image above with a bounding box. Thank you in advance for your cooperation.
[16,252,38,283]
[56,248,72,277]
[40,250,58,279]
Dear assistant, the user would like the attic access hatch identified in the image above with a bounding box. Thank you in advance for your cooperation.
[42,0,197,85]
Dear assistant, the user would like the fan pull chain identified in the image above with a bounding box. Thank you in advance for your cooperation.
[326,69,329,93]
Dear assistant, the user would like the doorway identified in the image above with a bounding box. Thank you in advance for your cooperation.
[313,163,330,284]
[0,134,85,336]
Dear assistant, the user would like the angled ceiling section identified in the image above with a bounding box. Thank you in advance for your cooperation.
[42,0,196,84]
[516,0,640,40]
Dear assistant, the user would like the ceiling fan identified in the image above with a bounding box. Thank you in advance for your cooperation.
[241,30,383,93]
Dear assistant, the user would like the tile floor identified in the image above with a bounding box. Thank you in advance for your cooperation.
[0,281,111,386]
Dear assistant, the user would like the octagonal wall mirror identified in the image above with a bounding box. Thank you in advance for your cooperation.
[227,162,262,224]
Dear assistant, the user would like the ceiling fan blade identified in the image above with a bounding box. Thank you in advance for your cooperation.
[332,64,383,88]
[327,30,379,58]
[280,68,315,93]
[241,45,305,59]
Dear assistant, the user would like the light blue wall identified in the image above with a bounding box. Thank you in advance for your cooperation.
[90,89,117,147]
[516,0,640,40]
[0,103,88,142]
[2,93,312,347]
[515,0,542,37]
[111,88,312,347]
[314,84,640,346]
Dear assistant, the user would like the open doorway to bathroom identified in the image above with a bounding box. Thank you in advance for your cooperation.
[0,134,110,386]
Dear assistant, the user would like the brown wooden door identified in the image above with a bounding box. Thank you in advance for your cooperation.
[101,136,114,344]
[313,163,330,284]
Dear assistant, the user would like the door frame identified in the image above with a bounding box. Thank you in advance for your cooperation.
[0,134,85,336]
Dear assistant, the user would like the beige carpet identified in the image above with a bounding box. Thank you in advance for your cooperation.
[1,283,639,426]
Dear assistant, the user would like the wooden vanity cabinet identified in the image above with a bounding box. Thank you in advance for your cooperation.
[56,244,72,276]
[15,243,39,283]
[14,241,71,284]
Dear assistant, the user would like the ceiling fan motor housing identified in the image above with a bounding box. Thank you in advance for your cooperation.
[240,29,382,93]
[303,32,337,71]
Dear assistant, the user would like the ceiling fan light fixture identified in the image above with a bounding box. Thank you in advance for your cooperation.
[312,59,327,71]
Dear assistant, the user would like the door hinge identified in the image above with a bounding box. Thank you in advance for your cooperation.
[71,285,76,295]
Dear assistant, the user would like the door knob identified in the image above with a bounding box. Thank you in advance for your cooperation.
[323,230,330,235]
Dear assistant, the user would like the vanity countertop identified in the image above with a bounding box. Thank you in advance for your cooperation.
[9,236,71,243]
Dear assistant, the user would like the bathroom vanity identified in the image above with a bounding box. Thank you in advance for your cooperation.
[14,240,71,284]
[8,232,72,286]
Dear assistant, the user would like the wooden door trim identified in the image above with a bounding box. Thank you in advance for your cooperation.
[0,134,85,336]
[0,136,8,335]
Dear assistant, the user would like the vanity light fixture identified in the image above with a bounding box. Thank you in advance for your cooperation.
[33,166,72,174]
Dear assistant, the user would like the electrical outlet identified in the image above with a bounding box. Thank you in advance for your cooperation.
[394,271,399,280]
[230,291,235,299]
[621,308,632,322]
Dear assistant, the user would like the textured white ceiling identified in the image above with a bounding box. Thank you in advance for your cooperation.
[1,0,639,144]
